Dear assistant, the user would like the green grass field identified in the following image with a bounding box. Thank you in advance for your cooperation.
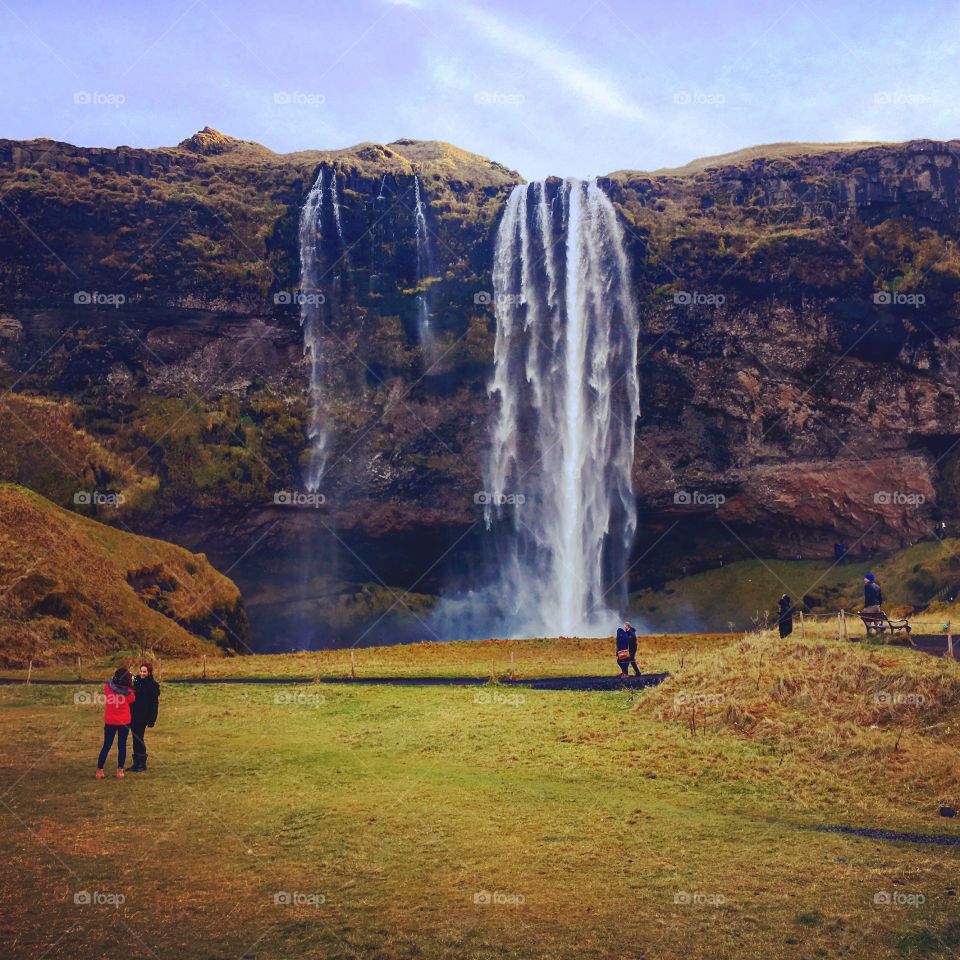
[1,635,958,959]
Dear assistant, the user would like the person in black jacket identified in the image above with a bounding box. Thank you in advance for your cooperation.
[777,595,794,638]
[863,573,883,614]
[615,621,641,677]
[128,662,160,772]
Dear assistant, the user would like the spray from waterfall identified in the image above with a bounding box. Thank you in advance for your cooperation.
[298,169,329,491]
[481,178,640,637]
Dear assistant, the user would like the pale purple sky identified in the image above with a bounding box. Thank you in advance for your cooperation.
[1,0,958,179]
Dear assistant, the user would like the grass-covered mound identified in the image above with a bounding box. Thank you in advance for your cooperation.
[0,483,249,664]
[642,636,960,814]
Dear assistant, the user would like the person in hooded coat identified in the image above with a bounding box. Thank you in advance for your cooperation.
[128,662,160,772]
[615,621,641,678]
[96,668,135,779]
[863,573,883,614]
[777,595,794,638]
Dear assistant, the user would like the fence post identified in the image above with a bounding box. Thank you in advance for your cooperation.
[350,650,356,679]
[77,656,82,681]
[841,609,849,642]
[836,613,842,642]
[202,655,207,680]
[27,659,33,685]
[509,650,515,680]
[948,622,955,660]
[799,609,805,639]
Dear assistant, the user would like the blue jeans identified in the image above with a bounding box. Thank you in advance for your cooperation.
[97,724,129,769]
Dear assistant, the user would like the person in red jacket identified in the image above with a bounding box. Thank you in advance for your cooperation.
[95,668,135,779]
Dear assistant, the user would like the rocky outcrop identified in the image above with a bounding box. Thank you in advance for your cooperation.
[1,132,959,644]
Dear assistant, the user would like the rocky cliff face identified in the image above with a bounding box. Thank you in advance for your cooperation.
[1,131,958,646]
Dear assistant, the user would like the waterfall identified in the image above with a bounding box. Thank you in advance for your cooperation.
[413,175,435,353]
[483,178,640,637]
[298,169,329,491]
[329,170,345,247]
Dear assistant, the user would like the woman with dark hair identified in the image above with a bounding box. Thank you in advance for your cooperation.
[129,662,160,772]
[95,667,135,779]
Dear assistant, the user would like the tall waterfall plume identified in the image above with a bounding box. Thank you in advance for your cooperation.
[297,169,329,491]
[412,175,436,359]
[483,178,640,637]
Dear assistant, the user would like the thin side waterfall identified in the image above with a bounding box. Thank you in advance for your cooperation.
[413,175,436,357]
[329,170,345,248]
[298,169,329,491]
[483,178,640,637]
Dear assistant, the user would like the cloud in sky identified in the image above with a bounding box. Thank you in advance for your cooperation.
[454,2,648,123]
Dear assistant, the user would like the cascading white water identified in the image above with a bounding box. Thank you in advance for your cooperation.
[298,169,328,491]
[484,178,640,637]
[329,170,345,247]
[413,175,434,349]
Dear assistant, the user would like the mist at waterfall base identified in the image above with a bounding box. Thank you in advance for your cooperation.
[427,178,641,641]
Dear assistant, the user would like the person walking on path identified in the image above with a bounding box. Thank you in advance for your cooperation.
[129,662,160,773]
[863,573,883,614]
[96,668,135,780]
[777,594,794,639]
[615,621,641,678]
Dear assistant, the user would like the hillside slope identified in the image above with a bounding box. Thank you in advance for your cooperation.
[0,483,249,664]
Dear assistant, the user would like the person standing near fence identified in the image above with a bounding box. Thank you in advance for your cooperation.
[777,594,794,638]
[863,573,883,613]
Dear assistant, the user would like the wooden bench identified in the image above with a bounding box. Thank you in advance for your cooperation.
[859,611,914,644]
